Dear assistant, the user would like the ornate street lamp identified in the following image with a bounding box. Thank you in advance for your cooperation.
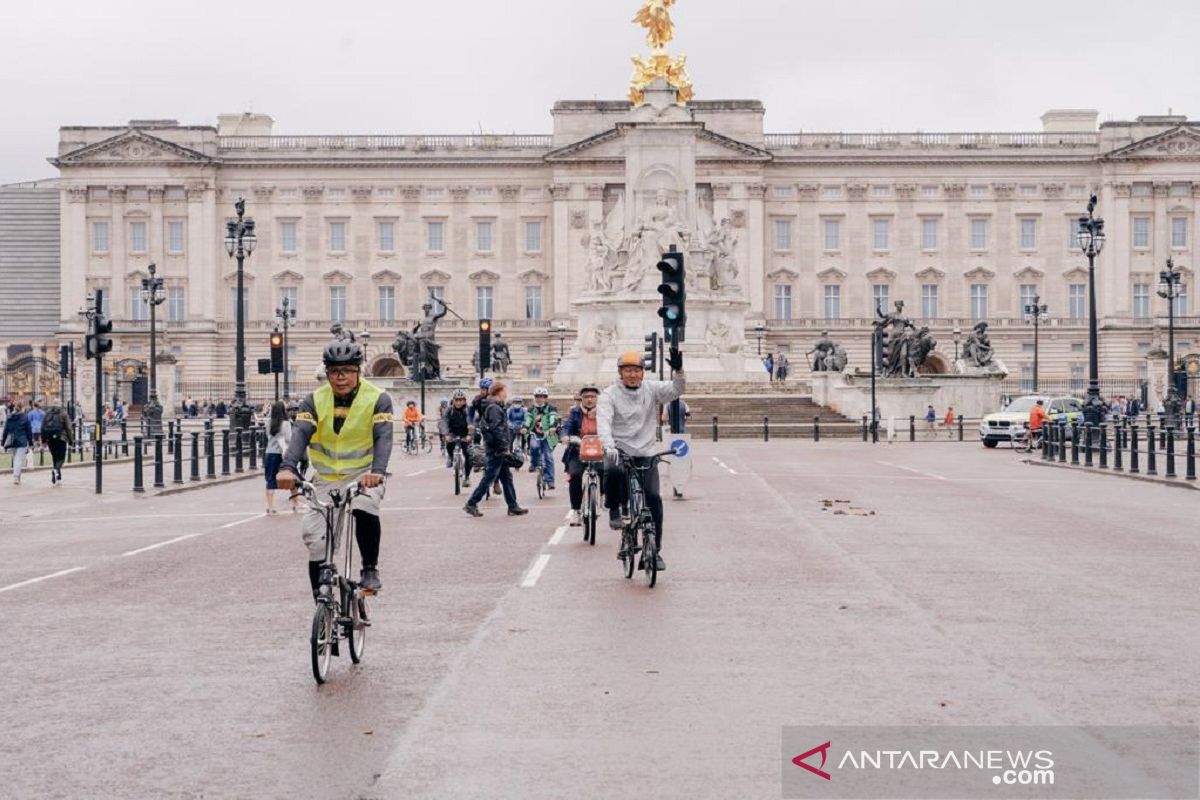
[274,294,297,399]
[140,262,167,435]
[952,326,962,363]
[1077,194,1107,425]
[555,320,569,362]
[224,198,257,430]
[1158,257,1184,428]
[754,321,766,356]
[1022,294,1049,393]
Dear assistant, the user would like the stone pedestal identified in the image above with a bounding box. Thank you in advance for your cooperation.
[811,370,1007,421]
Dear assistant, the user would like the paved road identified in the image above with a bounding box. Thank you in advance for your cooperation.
[1,441,1196,799]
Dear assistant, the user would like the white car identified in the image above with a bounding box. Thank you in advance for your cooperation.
[979,395,1084,448]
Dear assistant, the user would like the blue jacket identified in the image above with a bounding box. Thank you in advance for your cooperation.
[3,411,33,449]
[507,406,526,428]
[27,407,44,434]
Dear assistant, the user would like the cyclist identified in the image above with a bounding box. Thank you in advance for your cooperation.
[599,347,685,571]
[1028,398,1050,443]
[561,385,602,526]
[402,400,424,450]
[277,336,393,597]
[442,389,474,487]
[507,397,527,449]
[436,397,450,461]
[524,388,560,489]
[470,378,492,433]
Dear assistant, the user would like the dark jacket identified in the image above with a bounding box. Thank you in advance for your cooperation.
[478,399,513,454]
[2,411,33,449]
[444,404,471,438]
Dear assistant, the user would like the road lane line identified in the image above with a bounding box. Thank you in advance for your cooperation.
[519,554,552,588]
[13,511,268,526]
[0,567,85,594]
[122,532,206,557]
[404,467,440,477]
[220,513,265,529]
[876,460,947,481]
[548,525,567,545]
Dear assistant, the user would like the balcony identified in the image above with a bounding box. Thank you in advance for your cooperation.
[762,131,1100,152]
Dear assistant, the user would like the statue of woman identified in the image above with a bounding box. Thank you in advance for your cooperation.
[625,190,686,292]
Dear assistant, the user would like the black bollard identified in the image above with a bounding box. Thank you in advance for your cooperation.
[763,417,770,443]
[909,415,916,442]
[813,416,820,443]
[173,433,183,484]
[1084,424,1094,467]
[190,431,201,481]
[221,430,231,476]
[1058,423,1068,464]
[1112,422,1122,472]
[167,420,175,455]
[133,436,145,494]
[1166,426,1176,479]
[1099,424,1108,469]
[861,415,868,442]
[957,415,964,442]
[121,421,128,456]
[712,416,719,443]
[235,428,244,473]
[1187,428,1196,481]
[205,430,216,479]
[153,434,165,489]
[1070,423,1080,465]
[248,426,257,470]
[1146,423,1158,476]
[1041,425,1050,460]
[1129,425,1140,474]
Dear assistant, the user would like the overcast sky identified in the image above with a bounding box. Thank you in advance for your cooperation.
[3,0,1198,184]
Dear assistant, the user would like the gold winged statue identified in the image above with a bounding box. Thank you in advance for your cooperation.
[629,0,694,106]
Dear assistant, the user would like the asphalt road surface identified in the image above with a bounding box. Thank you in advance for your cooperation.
[1,440,1196,799]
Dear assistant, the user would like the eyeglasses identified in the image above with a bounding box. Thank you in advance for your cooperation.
[328,367,359,378]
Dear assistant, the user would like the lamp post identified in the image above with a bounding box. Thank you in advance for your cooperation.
[1076,194,1107,426]
[952,326,962,364]
[274,294,296,400]
[1159,257,1184,428]
[754,322,765,356]
[140,262,167,435]
[555,320,569,362]
[1022,294,1049,393]
[224,198,257,430]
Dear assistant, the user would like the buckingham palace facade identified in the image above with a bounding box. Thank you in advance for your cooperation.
[46,104,1200,400]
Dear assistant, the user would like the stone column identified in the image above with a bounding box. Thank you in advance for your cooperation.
[148,185,165,265]
[108,186,127,318]
[1105,182,1132,316]
[551,183,571,319]
[745,183,766,315]
[186,183,210,320]
[61,186,89,321]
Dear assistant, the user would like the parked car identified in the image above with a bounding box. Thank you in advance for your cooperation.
[979,395,1084,448]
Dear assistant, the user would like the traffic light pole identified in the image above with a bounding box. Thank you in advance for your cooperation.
[870,326,878,445]
[69,342,76,422]
[93,291,104,494]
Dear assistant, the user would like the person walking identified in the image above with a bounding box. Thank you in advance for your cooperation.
[463,382,528,518]
[762,353,774,382]
[41,403,74,485]
[3,401,34,485]
[925,405,937,437]
[263,400,296,514]
[943,406,956,439]
[27,400,45,451]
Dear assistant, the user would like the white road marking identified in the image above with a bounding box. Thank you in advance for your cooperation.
[122,532,206,557]
[876,461,947,481]
[14,511,268,526]
[220,513,265,529]
[404,467,440,478]
[548,526,567,546]
[0,567,85,594]
[520,554,552,588]
[711,456,738,476]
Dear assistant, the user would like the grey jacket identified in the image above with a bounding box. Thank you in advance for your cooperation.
[597,371,685,457]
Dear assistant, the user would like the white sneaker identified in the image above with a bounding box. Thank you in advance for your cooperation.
[566,510,582,527]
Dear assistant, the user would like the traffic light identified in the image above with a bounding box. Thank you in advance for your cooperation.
[642,332,659,372]
[59,344,70,378]
[86,314,114,360]
[656,248,686,343]
[478,319,492,372]
[270,331,285,373]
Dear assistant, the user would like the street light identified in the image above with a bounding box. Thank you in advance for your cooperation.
[274,295,296,400]
[555,320,569,362]
[754,322,766,356]
[224,198,257,430]
[1022,294,1049,393]
[140,262,167,435]
[1077,194,1107,425]
[952,326,962,363]
[1158,257,1184,428]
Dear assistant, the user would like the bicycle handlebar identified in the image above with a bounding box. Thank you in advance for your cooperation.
[289,476,384,510]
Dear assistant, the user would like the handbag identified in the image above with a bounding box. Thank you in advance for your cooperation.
[579,435,605,462]
[504,452,525,470]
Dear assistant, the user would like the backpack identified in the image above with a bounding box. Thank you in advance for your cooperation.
[42,408,66,439]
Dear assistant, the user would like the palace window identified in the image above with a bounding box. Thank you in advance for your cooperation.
[167,287,185,322]
[1069,284,1086,319]
[429,285,445,315]
[1133,218,1151,249]
[823,218,840,251]
[92,221,109,253]
[921,218,938,251]
[280,221,297,253]
[279,286,298,314]
[130,221,147,253]
[378,286,396,323]
[167,221,185,254]
[476,286,494,319]
[427,221,445,252]
[1019,284,1038,314]
[773,285,793,321]
[329,222,347,253]
[1173,284,1189,317]
[329,286,346,322]
[525,221,543,253]
[1133,283,1150,319]
[872,219,890,251]
[1171,218,1189,249]
[823,285,841,320]
[969,218,988,250]
[525,286,543,320]
[1019,218,1037,251]
[128,287,149,321]
[378,221,395,252]
[872,284,889,315]
[477,221,494,253]
[921,284,939,319]
[774,219,792,251]
[970,284,989,321]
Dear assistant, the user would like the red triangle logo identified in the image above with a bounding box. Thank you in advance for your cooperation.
[792,741,832,781]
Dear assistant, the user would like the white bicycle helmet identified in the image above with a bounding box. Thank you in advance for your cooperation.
[534,386,549,397]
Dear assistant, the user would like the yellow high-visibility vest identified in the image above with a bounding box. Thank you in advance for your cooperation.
[307,379,386,481]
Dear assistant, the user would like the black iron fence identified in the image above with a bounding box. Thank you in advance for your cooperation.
[1037,417,1197,483]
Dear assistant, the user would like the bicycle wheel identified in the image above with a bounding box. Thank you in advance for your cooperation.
[641,522,658,588]
[536,468,545,500]
[585,481,597,546]
[310,602,335,684]
[454,459,462,495]
[348,595,369,664]
[622,528,636,580]
[421,436,433,454]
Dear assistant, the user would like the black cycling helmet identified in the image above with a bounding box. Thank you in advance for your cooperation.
[322,337,364,368]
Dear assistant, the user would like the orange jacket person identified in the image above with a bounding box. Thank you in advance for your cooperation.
[1028,399,1050,432]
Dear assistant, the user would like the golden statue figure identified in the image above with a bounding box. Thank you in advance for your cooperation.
[633,0,677,52]
[629,0,693,107]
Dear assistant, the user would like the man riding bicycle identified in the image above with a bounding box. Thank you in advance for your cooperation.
[524,387,560,489]
[507,397,527,450]
[599,347,685,571]
[277,336,394,598]
[402,400,424,450]
[561,384,603,527]
[1028,398,1050,443]
[441,389,474,487]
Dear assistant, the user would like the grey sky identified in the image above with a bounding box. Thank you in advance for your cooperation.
[3,0,1198,184]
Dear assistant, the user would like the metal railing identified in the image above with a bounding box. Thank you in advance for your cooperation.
[1037,417,1197,483]
[762,131,1100,151]
[219,134,554,152]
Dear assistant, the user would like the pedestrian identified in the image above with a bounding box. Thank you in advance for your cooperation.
[925,405,937,436]
[763,353,774,382]
[462,381,528,518]
[1185,395,1196,430]
[27,400,45,451]
[2,401,34,485]
[944,406,956,438]
[1156,400,1166,428]
[41,403,74,486]
[263,400,296,514]
[216,399,227,419]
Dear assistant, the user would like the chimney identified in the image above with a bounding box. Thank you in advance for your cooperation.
[217,113,274,136]
[1041,110,1099,133]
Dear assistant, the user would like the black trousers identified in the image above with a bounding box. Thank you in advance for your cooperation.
[604,457,665,550]
[446,438,473,480]
[47,438,68,476]
[565,452,605,511]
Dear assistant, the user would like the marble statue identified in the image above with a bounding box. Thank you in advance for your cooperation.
[491,333,512,374]
[706,218,739,292]
[807,331,847,372]
[704,318,739,354]
[961,321,995,367]
[873,301,937,377]
[582,323,617,354]
[584,222,616,293]
[624,190,688,292]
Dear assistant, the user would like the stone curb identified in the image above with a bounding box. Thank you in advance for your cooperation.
[1025,457,1199,491]
[146,470,261,497]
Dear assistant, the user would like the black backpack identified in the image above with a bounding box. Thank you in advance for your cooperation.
[42,408,66,439]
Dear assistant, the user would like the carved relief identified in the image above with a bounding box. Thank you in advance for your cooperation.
[847,184,868,200]
[253,185,275,201]
[303,185,324,201]
[712,183,732,200]
[1043,183,1065,198]
[729,209,746,228]
[186,183,207,201]
[1112,182,1133,198]
[570,209,587,229]
[402,185,423,200]
[450,185,471,202]
[351,186,373,201]
[108,186,128,202]
[550,184,570,200]
[66,186,88,203]
[894,183,918,200]
[498,185,521,201]
[992,183,1016,199]
[1153,182,1171,198]
[586,184,605,201]
[745,183,767,200]
[797,183,820,200]
[943,183,967,199]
